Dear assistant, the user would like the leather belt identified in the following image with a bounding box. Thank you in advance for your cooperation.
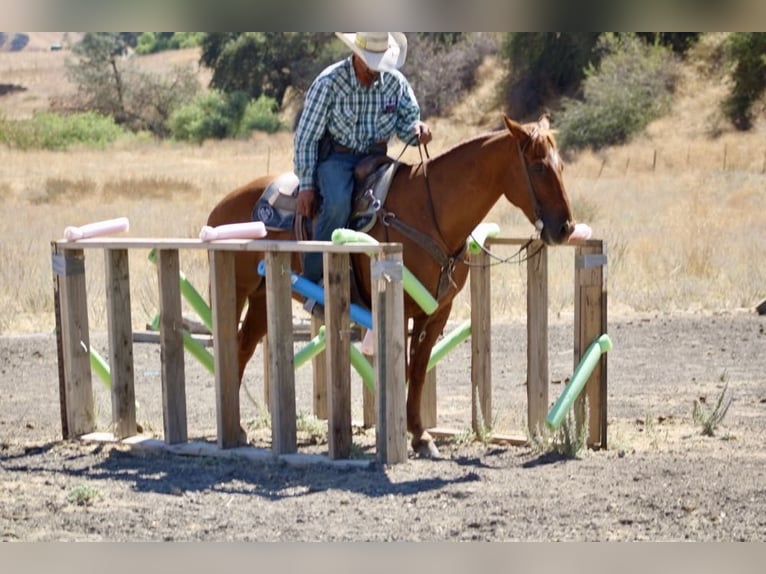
[333,140,388,155]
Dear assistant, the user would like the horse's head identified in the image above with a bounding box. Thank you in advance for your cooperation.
[504,114,574,245]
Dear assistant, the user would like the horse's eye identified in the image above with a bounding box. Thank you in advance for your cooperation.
[530,162,545,174]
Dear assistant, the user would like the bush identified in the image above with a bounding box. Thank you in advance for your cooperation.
[238,95,282,135]
[557,34,678,151]
[0,111,125,150]
[403,33,500,119]
[723,33,766,130]
[168,90,281,142]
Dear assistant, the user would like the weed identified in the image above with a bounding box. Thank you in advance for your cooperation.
[66,484,101,506]
[693,381,733,437]
[528,404,588,459]
[296,412,327,445]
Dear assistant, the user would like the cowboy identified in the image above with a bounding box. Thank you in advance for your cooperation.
[294,32,432,290]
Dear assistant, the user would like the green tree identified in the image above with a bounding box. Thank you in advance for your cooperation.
[556,34,678,151]
[501,33,601,120]
[199,32,336,105]
[723,32,766,130]
[67,32,200,136]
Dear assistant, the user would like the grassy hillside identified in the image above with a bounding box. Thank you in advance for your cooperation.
[0,33,764,333]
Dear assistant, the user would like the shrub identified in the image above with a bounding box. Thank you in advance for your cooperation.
[403,33,500,119]
[168,90,280,142]
[0,111,124,150]
[238,94,282,135]
[557,34,679,151]
[722,33,766,130]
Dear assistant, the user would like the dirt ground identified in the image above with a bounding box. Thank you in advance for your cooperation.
[1,310,765,542]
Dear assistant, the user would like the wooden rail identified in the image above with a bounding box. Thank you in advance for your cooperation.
[51,237,408,465]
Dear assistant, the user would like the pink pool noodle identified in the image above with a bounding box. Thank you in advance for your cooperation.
[568,223,593,242]
[64,217,129,241]
[199,221,267,241]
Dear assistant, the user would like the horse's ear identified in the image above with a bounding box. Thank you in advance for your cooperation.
[538,113,551,131]
[503,115,529,142]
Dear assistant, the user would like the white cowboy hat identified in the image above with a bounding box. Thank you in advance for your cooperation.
[335,32,407,72]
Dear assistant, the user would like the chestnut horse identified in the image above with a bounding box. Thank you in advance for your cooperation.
[206,114,574,458]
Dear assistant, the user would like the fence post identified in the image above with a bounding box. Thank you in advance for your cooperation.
[574,240,608,448]
[105,248,136,439]
[470,247,492,435]
[53,246,95,438]
[324,251,352,459]
[372,247,407,465]
[264,251,297,455]
[157,249,188,444]
[526,241,549,435]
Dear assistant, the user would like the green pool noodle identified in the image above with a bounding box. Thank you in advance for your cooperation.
[467,222,500,254]
[178,272,213,331]
[546,333,612,430]
[349,344,375,394]
[427,319,471,372]
[147,249,213,331]
[294,326,326,369]
[182,330,215,374]
[331,228,438,315]
[89,347,140,411]
[89,346,112,388]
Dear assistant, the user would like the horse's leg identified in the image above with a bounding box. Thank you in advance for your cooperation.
[407,303,453,458]
[234,282,268,444]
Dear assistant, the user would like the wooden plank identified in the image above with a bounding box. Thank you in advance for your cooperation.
[264,251,297,455]
[470,248,492,435]
[324,252,352,459]
[372,250,407,464]
[210,250,241,449]
[104,248,136,439]
[574,241,608,449]
[311,315,327,420]
[56,248,95,438]
[51,242,69,439]
[526,241,549,436]
[157,249,187,445]
[55,237,394,254]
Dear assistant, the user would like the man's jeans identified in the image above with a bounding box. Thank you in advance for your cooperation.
[302,151,364,284]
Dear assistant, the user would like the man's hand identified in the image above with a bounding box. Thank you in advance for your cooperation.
[297,188,318,218]
[414,121,432,145]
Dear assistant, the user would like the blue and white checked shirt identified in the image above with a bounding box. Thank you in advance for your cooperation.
[294,57,422,191]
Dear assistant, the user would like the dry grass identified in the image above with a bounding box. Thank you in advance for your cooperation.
[0,34,764,334]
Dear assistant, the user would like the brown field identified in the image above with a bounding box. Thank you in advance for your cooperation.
[0,34,764,334]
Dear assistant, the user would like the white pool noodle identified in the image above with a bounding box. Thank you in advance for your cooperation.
[64,217,129,241]
[568,223,593,242]
[199,221,267,241]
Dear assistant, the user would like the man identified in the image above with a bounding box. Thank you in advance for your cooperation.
[294,32,432,289]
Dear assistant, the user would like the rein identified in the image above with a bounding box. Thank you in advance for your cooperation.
[378,139,464,300]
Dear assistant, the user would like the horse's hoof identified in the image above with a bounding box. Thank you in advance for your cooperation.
[414,439,443,460]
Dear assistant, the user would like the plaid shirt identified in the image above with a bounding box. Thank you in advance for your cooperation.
[294,57,422,191]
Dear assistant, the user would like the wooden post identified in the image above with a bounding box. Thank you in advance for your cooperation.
[54,247,95,438]
[210,250,241,449]
[470,248,492,435]
[156,249,188,445]
[311,315,327,420]
[372,248,407,465]
[52,242,69,439]
[574,241,608,449]
[324,252,352,459]
[104,248,136,439]
[526,241,548,436]
[264,251,297,455]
